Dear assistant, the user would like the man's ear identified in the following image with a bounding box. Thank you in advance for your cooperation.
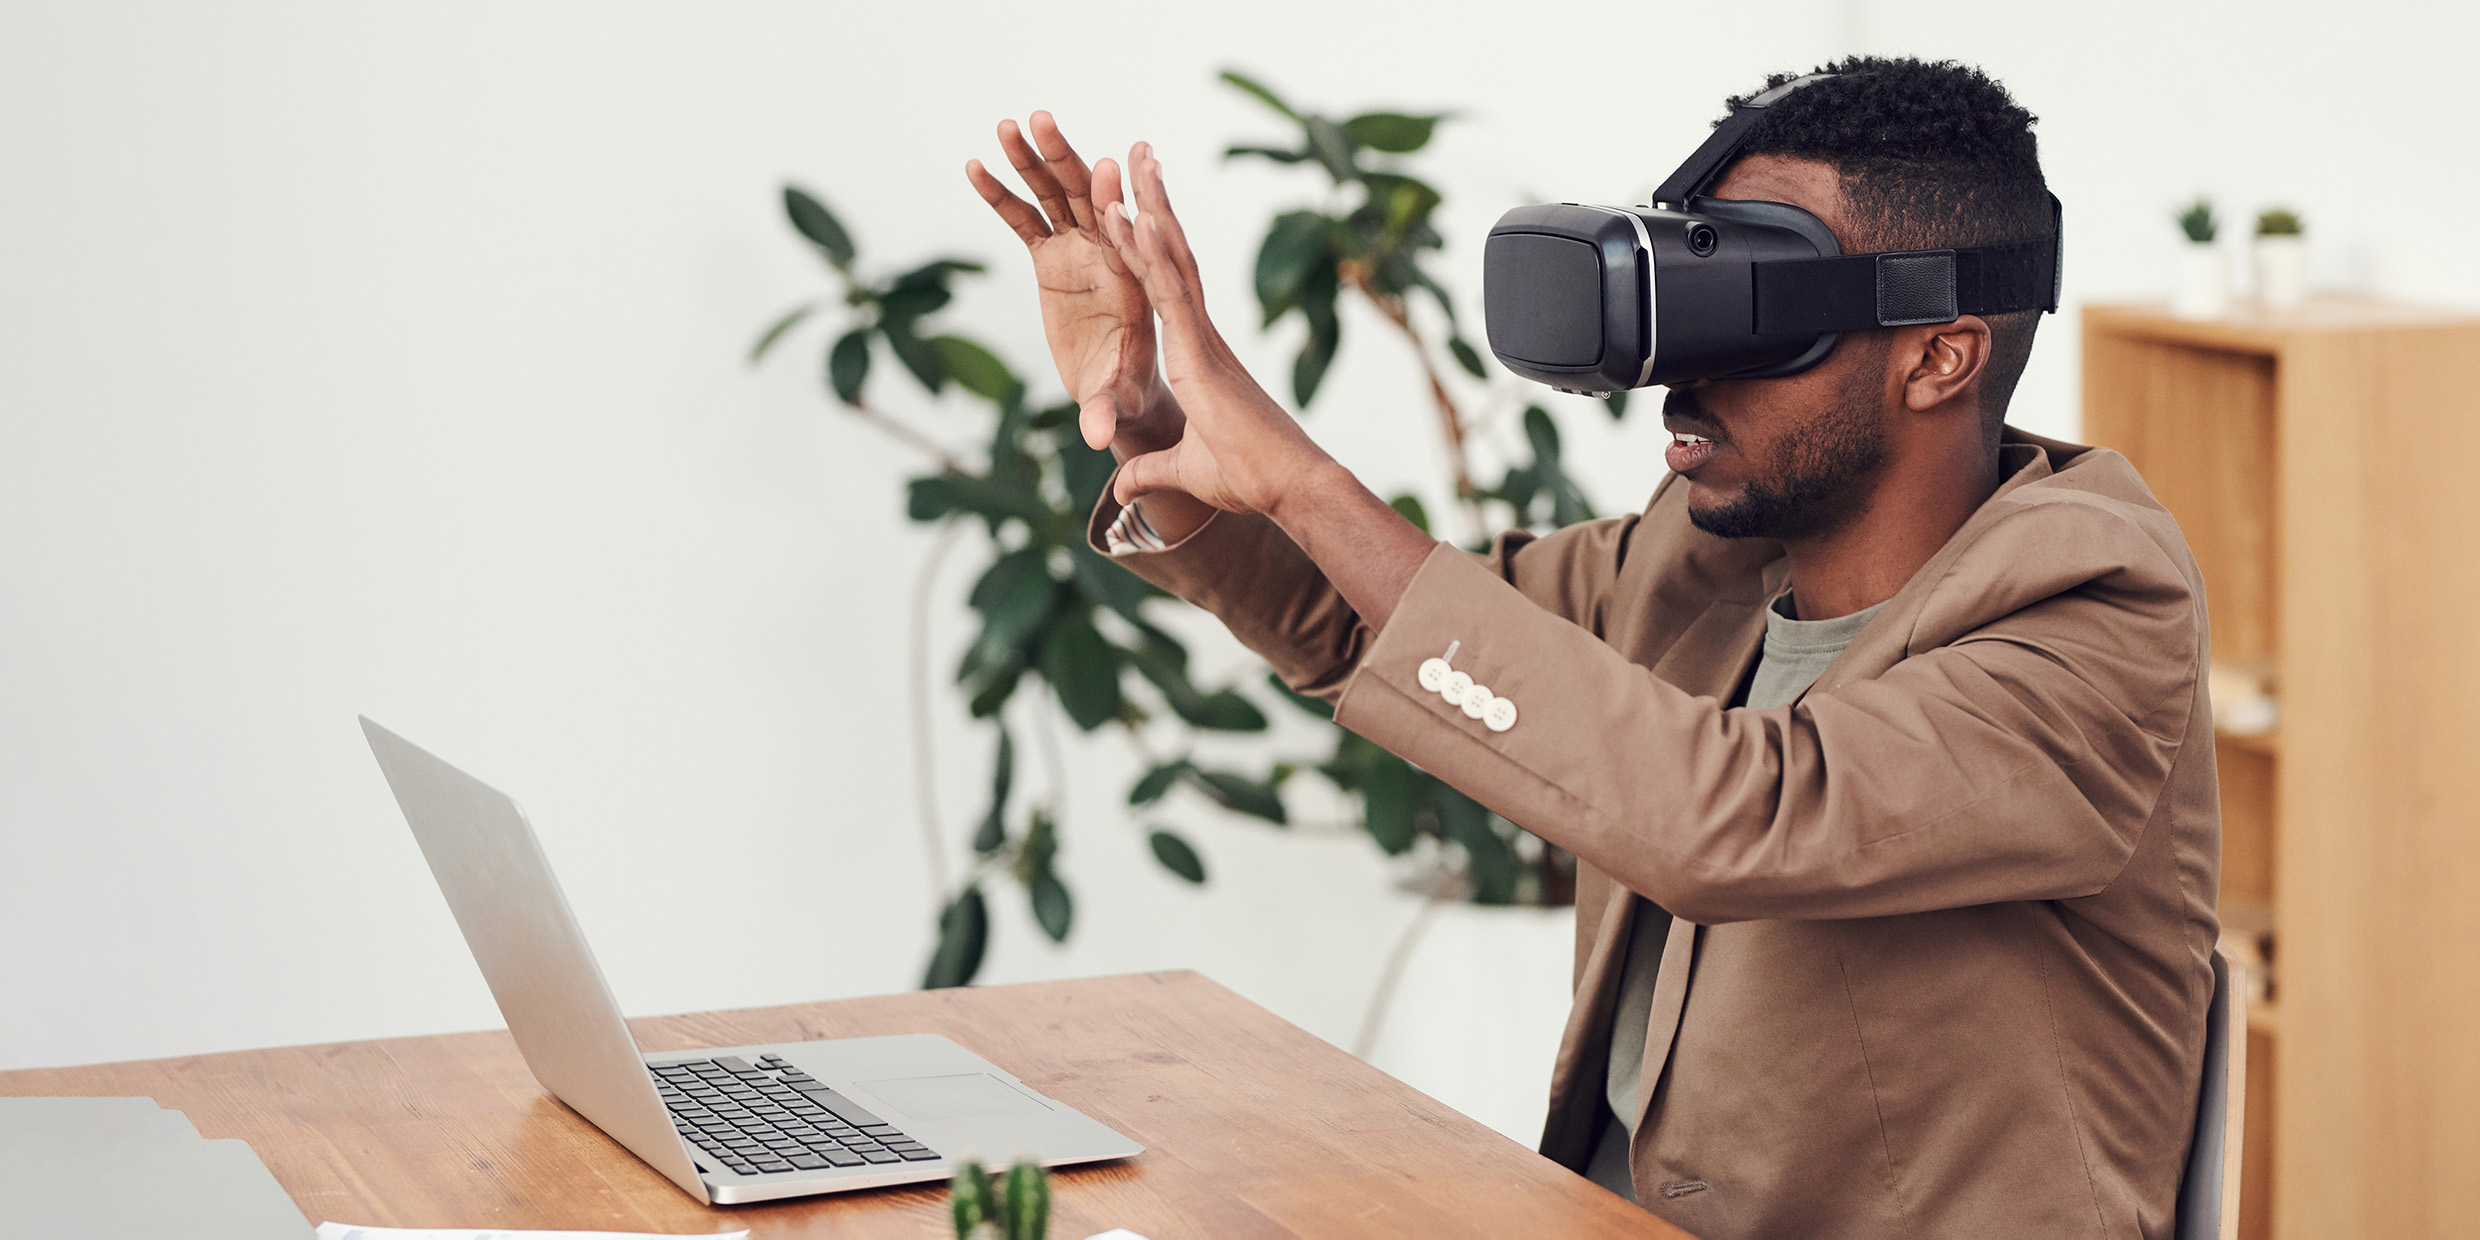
[1899,315,1992,412]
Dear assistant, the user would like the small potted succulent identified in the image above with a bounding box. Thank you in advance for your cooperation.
[2172,197,2228,319]
[2255,208,2307,310]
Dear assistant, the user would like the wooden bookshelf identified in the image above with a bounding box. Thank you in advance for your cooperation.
[2082,297,2480,1240]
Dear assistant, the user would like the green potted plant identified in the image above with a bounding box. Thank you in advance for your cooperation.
[754,74,1598,992]
[2172,197,2228,319]
[2254,207,2306,310]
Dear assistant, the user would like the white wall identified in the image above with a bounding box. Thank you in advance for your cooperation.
[4,1,2473,1145]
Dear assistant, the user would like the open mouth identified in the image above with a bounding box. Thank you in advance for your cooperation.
[1666,431,1719,473]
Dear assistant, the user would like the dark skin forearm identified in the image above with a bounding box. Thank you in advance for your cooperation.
[1264,461,1432,632]
[1110,382,1429,631]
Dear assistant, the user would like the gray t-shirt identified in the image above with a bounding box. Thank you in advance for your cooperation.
[1585,591,1885,1201]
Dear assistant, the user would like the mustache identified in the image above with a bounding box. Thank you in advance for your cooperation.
[1662,386,1719,430]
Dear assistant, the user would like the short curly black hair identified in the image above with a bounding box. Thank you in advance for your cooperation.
[1724,57,2051,429]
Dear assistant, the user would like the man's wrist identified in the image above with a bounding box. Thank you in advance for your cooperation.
[1265,457,1354,533]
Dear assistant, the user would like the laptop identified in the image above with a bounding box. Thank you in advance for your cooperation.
[358,717,1142,1205]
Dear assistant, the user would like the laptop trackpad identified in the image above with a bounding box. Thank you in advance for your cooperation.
[860,1073,1052,1121]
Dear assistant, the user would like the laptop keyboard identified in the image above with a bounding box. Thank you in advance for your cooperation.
[654,1053,941,1177]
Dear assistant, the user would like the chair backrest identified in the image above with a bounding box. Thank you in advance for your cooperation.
[2174,942,2249,1240]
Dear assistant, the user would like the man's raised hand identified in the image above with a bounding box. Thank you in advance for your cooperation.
[1093,144,1334,520]
[966,112,1174,456]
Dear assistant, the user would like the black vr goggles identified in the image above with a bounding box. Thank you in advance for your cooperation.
[1481,74,2061,394]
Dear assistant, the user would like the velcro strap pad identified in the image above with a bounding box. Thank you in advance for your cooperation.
[1876,251,1957,326]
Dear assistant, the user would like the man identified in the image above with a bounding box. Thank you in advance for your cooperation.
[968,57,2219,1238]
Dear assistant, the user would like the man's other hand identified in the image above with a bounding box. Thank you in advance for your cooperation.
[966,112,1178,459]
[1093,143,1333,522]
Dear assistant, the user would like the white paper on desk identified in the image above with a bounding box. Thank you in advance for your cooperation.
[316,1226,747,1240]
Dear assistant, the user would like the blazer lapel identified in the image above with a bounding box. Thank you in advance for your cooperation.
[1538,876,1649,1166]
[1630,917,1704,1139]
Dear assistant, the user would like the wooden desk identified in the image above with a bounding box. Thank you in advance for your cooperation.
[0,971,1687,1238]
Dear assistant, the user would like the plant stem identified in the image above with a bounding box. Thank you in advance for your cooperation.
[1346,272,1483,538]
[1351,870,1458,1060]
[911,519,966,905]
[1032,687,1070,823]
[852,400,969,473]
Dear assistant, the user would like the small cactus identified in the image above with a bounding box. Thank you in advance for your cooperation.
[2177,198,2218,243]
[951,1157,1050,1240]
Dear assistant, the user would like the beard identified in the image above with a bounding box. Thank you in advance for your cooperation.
[1675,378,1888,542]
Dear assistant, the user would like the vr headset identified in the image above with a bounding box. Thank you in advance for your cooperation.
[1481,74,2061,394]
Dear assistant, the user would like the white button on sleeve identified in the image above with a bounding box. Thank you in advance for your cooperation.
[1461,685,1493,719]
[1441,671,1473,706]
[1483,697,1518,733]
[1417,658,1451,693]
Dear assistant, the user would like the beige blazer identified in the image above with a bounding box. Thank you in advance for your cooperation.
[1093,430,2221,1239]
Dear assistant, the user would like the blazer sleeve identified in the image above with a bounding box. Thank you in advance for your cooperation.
[1331,493,2204,925]
[1087,489,1636,700]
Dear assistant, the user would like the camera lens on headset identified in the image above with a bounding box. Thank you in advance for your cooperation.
[1685,222,1719,257]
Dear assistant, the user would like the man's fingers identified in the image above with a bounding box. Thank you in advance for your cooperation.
[1027,110,1098,231]
[1112,446,1184,507]
[1130,145,1207,292]
[997,118,1077,235]
[1096,161,1155,283]
[1130,212,1221,365]
[1078,391,1122,452]
[966,159,1049,245]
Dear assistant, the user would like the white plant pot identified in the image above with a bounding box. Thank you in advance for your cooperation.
[2256,235,2309,309]
[2172,243,2230,319]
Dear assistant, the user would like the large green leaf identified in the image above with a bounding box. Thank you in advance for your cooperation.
[1523,404,1563,463]
[1344,111,1443,153]
[1361,755,1422,854]
[828,328,870,405]
[783,186,854,270]
[1129,759,1194,806]
[1124,638,1267,732]
[1437,787,1518,905]
[1068,544,1151,625]
[964,662,1027,719]
[933,335,1020,403]
[877,280,953,322]
[750,302,815,364]
[1388,493,1431,534]
[961,549,1060,679]
[908,472,1053,526]
[1225,144,1308,164]
[1039,611,1121,731]
[1448,335,1488,380]
[1293,317,1340,408]
[881,317,945,392]
[1254,211,1332,327]
[1027,869,1073,943]
[1185,767,1288,825]
[1148,828,1207,883]
[1057,438,1120,517]
[1185,690,1269,732]
[1015,813,1071,941]
[1292,267,1341,408]
[1219,69,1300,120]
[922,885,988,989]
[1304,116,1359,183]
[973,728,1013,855]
